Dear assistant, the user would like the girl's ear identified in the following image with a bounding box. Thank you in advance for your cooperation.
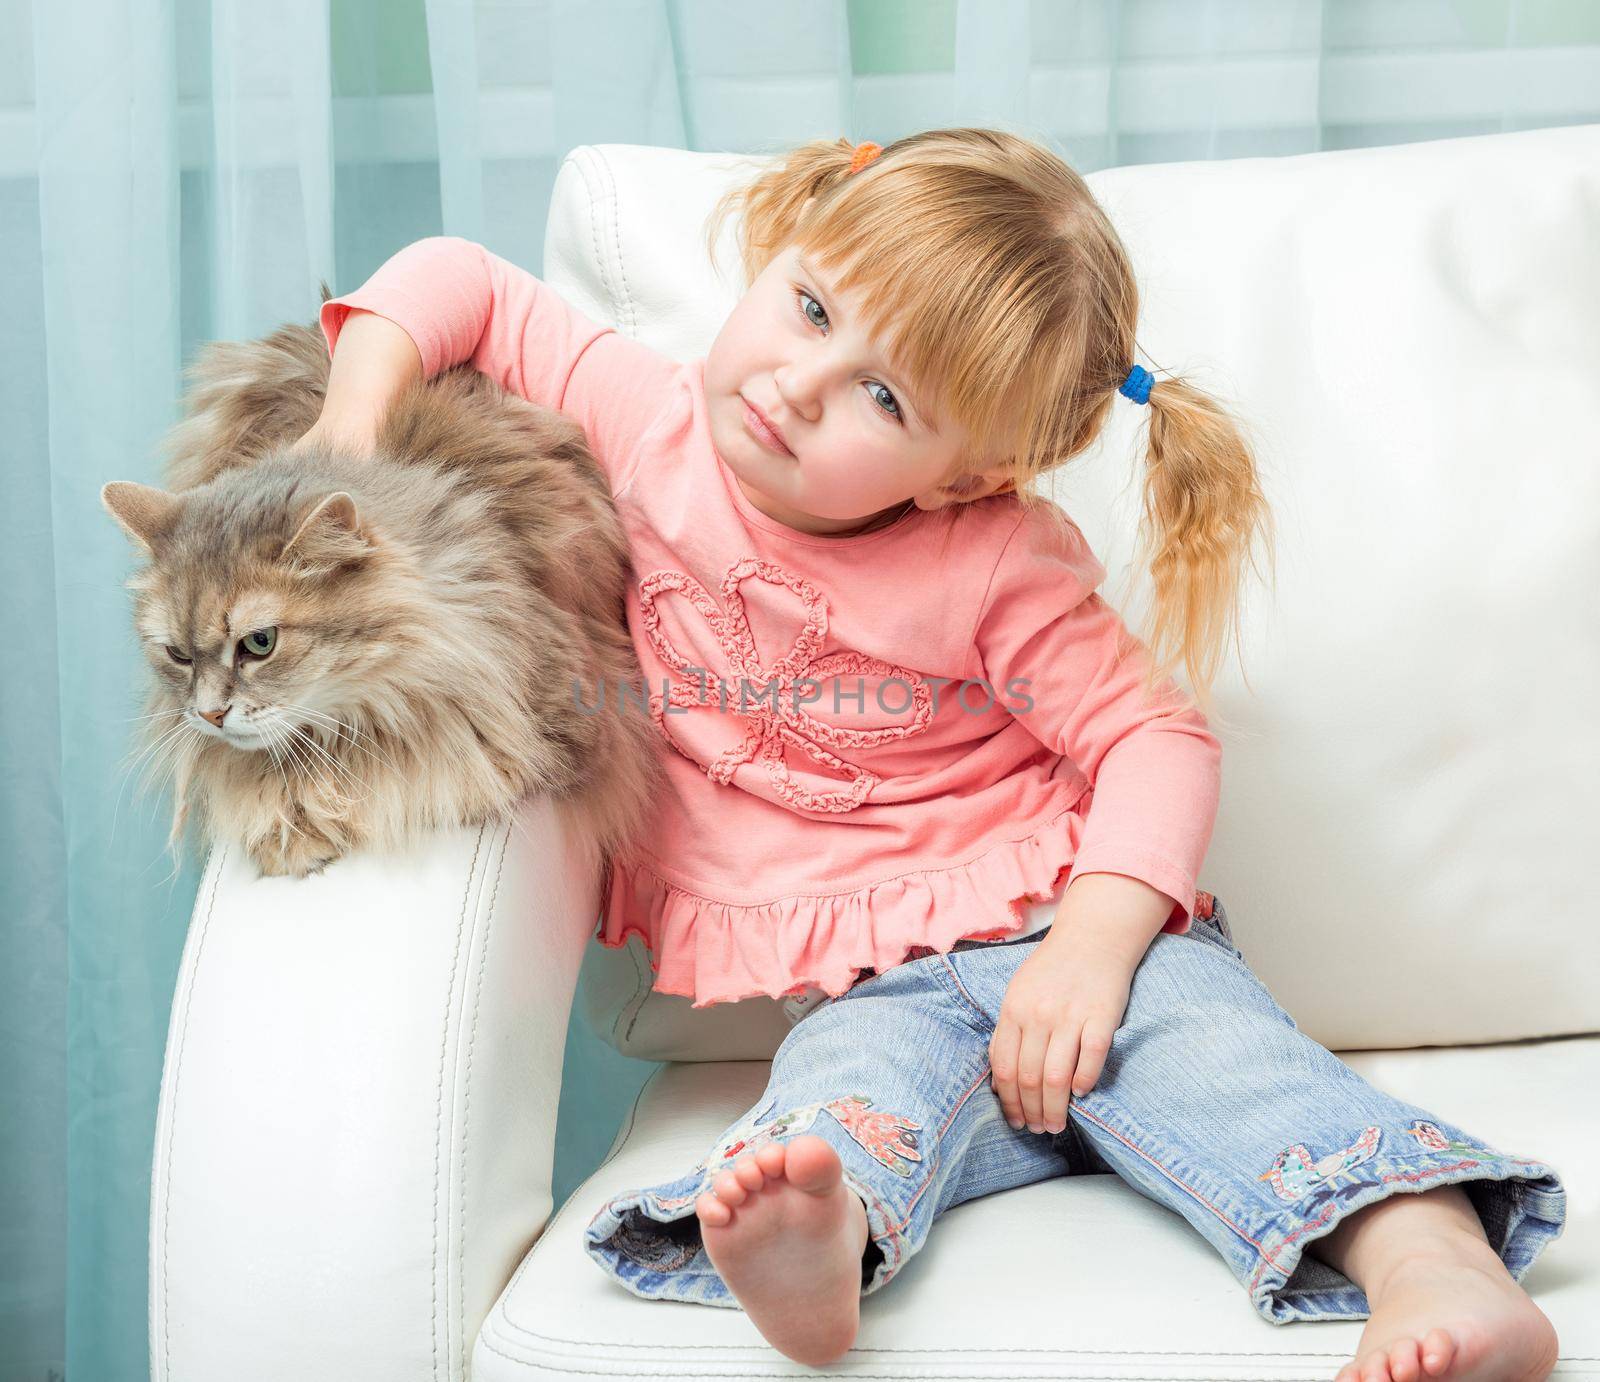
[958,465,1017,498]
[924,468,1016,509]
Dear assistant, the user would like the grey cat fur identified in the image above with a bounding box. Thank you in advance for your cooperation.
[101,306,663,882]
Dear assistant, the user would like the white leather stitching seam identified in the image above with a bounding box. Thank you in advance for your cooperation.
[595,147,636,334]
[434,820,486,1381]
[575,147,623,333]
[162,844,222,1381]
[476,1334,1362,1377]
[460,819,511,1378]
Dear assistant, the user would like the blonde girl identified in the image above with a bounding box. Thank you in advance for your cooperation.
[300,128,1565,1380]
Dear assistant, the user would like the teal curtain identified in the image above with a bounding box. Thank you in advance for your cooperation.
[4,1,1598,1376]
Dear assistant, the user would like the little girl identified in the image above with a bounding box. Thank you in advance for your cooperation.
[304,129,1566,1380]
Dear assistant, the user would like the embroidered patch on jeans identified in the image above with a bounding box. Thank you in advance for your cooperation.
[1405,1119,1521,1164]
[692,1094,924,1186]
[1260,1125,1381,1202]
[824,1094,923,1177]
[707,1100,825,1170]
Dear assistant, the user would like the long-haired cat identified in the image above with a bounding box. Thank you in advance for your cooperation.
[102,308,663,882]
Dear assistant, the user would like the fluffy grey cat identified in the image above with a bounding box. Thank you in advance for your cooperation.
[102,312,662,881]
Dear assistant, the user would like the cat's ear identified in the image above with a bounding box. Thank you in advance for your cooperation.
[102,481,184,554]
[281,490,373,576]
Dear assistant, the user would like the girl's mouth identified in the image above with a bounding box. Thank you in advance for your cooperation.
[742,399,794,458]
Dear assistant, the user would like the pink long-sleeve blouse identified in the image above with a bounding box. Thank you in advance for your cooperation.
[320,236,1222,1008]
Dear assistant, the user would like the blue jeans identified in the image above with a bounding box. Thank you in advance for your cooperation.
[582,896,1566,1322]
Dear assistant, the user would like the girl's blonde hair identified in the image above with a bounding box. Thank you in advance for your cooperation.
[704,127,1276,718]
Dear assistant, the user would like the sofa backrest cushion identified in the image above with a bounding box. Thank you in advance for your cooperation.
[546,127,1600,1059]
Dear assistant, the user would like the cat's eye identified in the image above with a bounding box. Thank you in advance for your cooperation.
[239,627,277,659]
[164,645,191,666]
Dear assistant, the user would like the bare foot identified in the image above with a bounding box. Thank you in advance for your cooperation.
[694,1133,872,1366]
[1332,1238,1558,1382]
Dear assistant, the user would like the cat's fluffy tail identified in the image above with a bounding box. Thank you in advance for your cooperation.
[161,322,331,492]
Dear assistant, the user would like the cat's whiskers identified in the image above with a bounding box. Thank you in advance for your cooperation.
[278,704,355,755]
[110,717,199,851]
[273,719,345,801]
[113,712,189,778]
[122,707,188,725]
[135,733,208,880]
[144,729,202,822]
[284,723,371,803]
[269,726,310,785]
[258,726,315,847]
[283,702,407,780]
[272,726,336,812]
[342,723,408,780]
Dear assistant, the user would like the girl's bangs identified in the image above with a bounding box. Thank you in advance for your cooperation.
[795,201,1028,467]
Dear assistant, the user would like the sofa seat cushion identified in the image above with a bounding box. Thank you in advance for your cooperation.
[475,1035,1597,1379]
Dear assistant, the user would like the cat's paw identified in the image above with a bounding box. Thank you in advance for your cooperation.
[248,832,341,880]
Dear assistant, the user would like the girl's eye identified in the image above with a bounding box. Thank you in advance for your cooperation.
[796,288,828,331]
[791,288,903,423]
[866,382,902,421]
[239,627,277,659]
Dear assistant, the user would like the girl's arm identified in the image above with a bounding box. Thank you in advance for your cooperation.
[303,236,683,491]
[293,309,422,455]
[975,508,1223,934]
[976,506,1224,1133]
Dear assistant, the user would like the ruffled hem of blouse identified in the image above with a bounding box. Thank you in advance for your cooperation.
[596,803,1100,1010]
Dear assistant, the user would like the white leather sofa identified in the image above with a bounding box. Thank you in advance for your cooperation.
[149,126,1600,1379]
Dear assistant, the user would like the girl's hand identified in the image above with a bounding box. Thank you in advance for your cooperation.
[988,918,1147,1136]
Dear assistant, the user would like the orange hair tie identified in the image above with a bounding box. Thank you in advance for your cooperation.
[848,141,883,174]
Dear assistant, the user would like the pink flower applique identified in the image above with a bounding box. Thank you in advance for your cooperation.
[636,557,935,813]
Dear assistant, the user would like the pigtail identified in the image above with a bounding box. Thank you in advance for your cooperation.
[1129,373,1277,720]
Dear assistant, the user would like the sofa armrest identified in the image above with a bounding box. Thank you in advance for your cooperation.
[149,794,601,1382]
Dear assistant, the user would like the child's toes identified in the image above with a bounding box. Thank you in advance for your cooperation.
[695,1190,733,1227]
[1360,1349,1393,1382]
[710,1167,751,1205]
[1335,1365,1361,1382]
[754,1141,787,1178]
[730,1154,766,1192]
[1386,1338,1421,1382]
[1419,1329,1456,1376]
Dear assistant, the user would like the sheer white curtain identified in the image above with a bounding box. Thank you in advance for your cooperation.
[417,0,1600,258]
[3,1,1597,1377]
[207,0,335,338]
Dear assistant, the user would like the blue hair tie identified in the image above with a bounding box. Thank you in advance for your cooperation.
[1119,364,1153,405]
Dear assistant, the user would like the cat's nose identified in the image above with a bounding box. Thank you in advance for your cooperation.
[199,705,231,728]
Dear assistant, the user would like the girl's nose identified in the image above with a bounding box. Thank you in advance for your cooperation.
[774,359,829,419]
